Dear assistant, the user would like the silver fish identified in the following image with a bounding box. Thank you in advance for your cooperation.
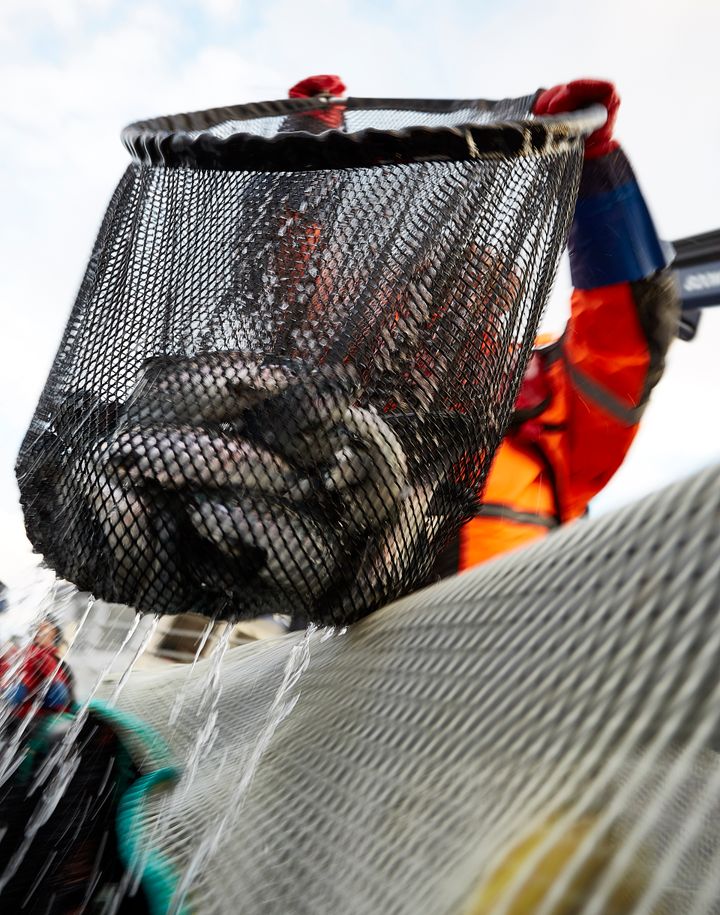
[101,425,312,501]
[243,364,360,471]
[257,361,361,465]
[267,424,348,471]
[342,481,443,618]
[87,468,180,609]
[322,406,409,532]
[124,351,306,426]
[186,493,340,601]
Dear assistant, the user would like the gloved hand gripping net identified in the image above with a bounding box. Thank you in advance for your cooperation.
[16,93,599,623]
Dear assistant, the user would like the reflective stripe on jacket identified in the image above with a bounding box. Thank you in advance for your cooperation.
[456,268,678,570]
[444,146,680,573]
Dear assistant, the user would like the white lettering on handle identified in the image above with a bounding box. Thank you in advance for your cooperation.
[684,270,720,293]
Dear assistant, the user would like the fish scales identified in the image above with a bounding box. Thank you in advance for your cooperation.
[322,406,409,532]
[186,493,339,600]
[103,425,312,500]
[124,351,307,425]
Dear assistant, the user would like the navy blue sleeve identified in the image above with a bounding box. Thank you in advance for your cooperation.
[568,149,669,290]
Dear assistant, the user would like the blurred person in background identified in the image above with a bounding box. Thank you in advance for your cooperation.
[0,615,74,725]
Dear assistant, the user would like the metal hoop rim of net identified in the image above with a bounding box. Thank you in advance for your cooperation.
[122,97,607,172]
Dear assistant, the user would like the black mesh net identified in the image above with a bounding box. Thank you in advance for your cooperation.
[16,94,594,624]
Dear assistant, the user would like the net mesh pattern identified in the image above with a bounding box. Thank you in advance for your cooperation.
[101,462,720,914]
[16,94,585,624]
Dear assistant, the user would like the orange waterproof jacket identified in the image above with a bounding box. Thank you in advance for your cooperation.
[454,148,679,571]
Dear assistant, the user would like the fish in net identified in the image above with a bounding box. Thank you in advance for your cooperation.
[15,92,602,623]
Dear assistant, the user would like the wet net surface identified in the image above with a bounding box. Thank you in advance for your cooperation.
[101,462,720,914]
[16,94,588,624]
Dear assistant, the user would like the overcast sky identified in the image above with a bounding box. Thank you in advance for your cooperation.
[0,0,718,586]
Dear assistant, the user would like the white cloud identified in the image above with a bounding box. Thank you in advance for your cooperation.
[197,0,247,24]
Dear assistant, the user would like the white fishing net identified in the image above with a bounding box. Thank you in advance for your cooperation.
[99,461,720,914]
